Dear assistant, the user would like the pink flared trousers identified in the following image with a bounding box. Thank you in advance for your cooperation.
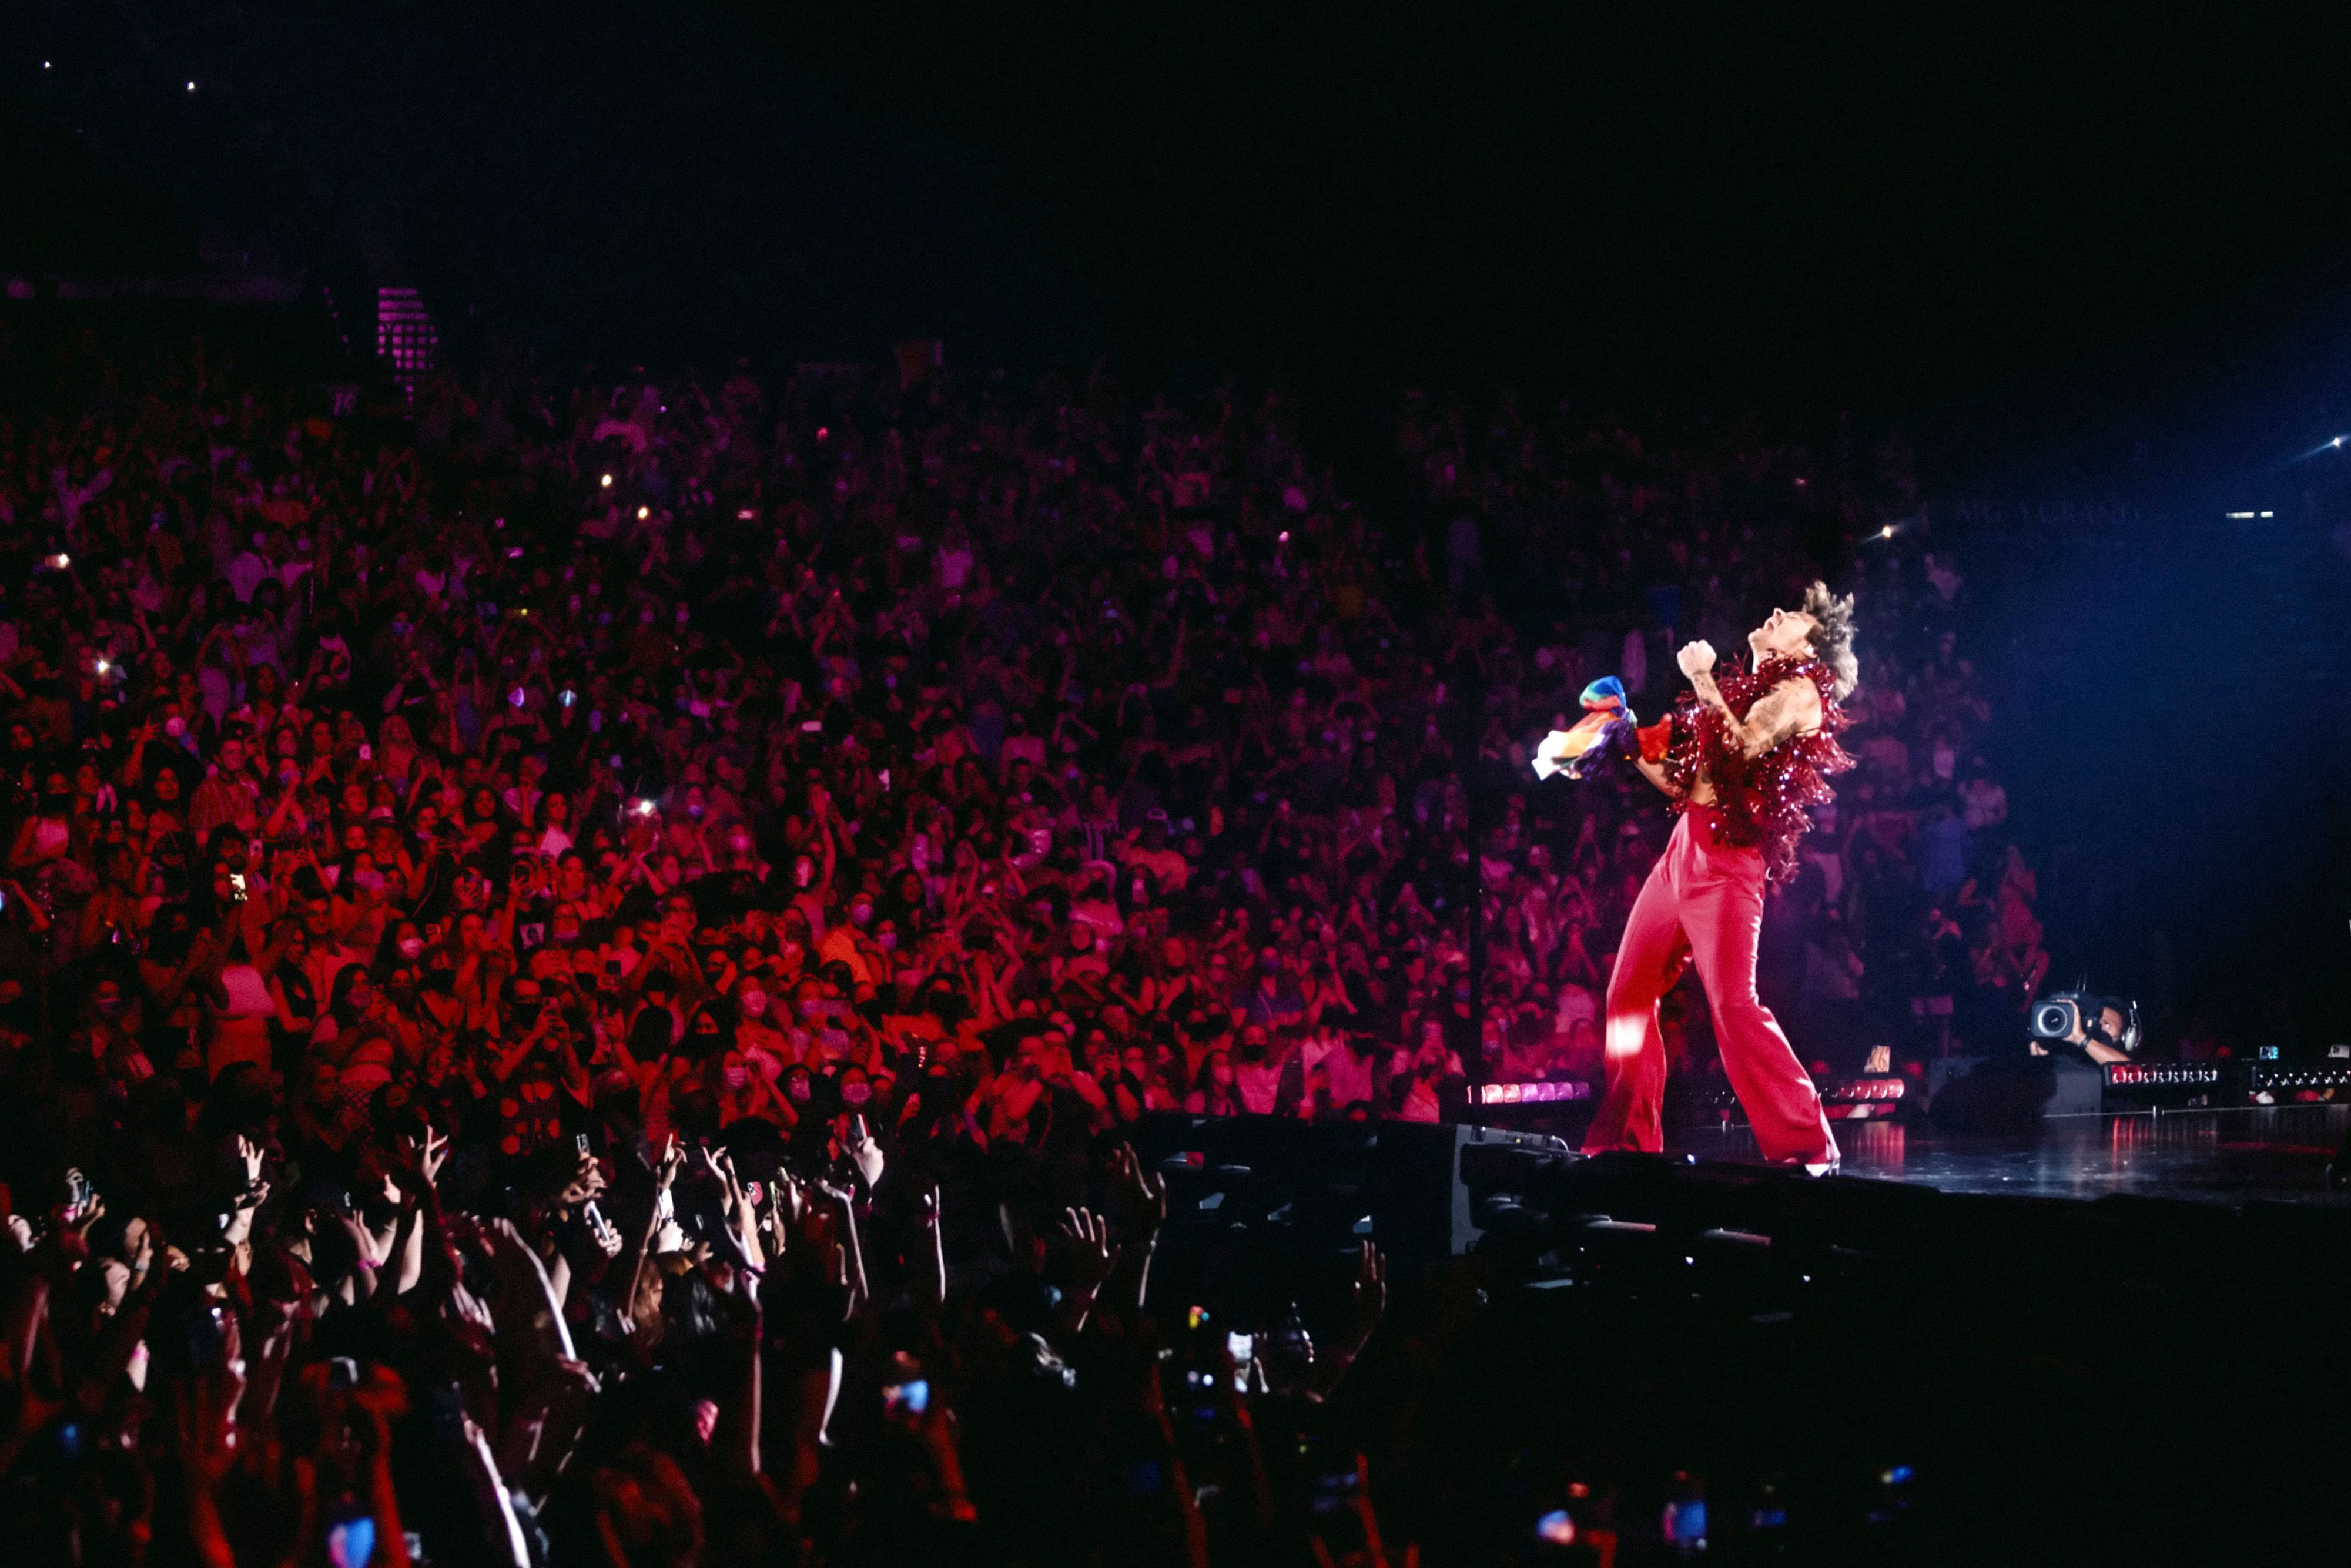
[1580,805,1838,1167]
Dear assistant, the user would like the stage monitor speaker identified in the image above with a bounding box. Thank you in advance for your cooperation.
[1923,1056,1982,1107]
[2048,1056,2106,1115]
[1126,1113,1573,1261]
[1924,1054,2103,1126]
[1451,1124,1576,1255]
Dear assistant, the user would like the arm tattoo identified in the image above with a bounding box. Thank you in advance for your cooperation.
[1732,681,1819,757]
[1691,672,1817,758]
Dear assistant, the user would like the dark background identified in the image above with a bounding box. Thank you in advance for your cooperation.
[7,1,2350,1040]
[16,4,2351,427]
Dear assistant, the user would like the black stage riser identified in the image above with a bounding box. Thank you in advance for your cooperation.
[1122,1111,2351,1325]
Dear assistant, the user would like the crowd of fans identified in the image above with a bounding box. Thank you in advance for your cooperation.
[0,321,2054,1563]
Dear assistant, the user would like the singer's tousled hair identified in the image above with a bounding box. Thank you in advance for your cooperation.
[1800,581,1858,700]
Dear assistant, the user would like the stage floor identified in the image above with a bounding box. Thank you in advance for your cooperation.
[1665,1104,2351,1207]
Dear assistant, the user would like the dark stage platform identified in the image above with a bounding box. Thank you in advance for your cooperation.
[1667,1104,2351,1207]
[1128,1110,2351,1562]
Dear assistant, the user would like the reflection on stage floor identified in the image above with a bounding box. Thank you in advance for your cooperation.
[1666,1104,2351,1206]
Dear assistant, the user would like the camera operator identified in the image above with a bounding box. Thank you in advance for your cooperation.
[2028,994,2135,1066]
[1928,987,2136,1133]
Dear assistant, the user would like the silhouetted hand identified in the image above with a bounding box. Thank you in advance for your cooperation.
[1058,1206,1120,1294]
[1346,1240,1387,1352]
[1107,1141,1166,1241]
[845,1114,886,1188]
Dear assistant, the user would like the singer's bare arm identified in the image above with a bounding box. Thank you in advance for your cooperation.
[1679,634,1823,761]
[1632,753,1682,799]
[1689,673,1820,758]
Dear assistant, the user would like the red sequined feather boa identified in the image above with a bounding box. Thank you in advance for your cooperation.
[1660,655,1854,882]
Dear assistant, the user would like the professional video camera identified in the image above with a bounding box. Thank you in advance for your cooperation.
[2029,987,2140,1056]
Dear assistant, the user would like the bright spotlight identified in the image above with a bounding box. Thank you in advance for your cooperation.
[1881,524,1895,538]
[600,473,613,487]
[637,505,649,520]
[186,81,196,92]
